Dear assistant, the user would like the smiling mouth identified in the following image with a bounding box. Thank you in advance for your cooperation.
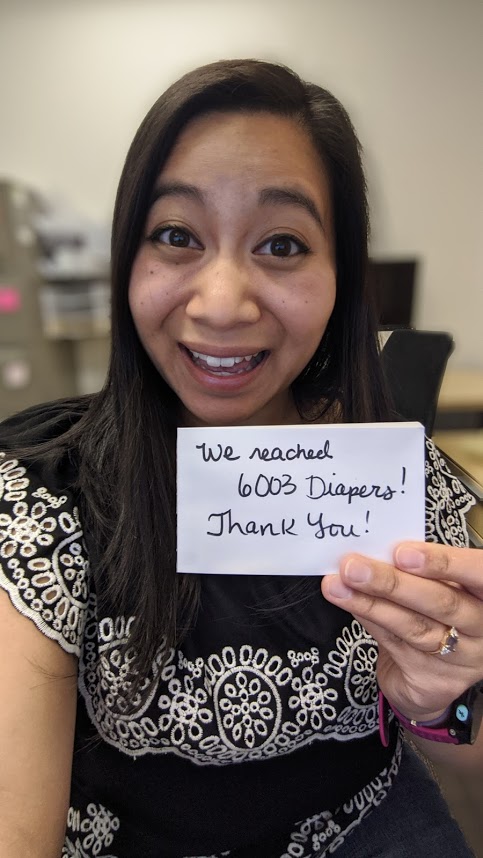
[183,346,267,375]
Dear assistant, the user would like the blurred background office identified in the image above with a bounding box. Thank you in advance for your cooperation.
[1,0,482,405]
[0,0,482,849]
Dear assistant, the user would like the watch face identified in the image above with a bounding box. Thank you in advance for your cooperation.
[451,682,483,744]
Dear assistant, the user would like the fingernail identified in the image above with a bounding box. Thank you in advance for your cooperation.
[396,546,425,570]
[327,577,353,599]
[345,559,371,583]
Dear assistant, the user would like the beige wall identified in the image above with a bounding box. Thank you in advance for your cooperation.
[1,0,482,366]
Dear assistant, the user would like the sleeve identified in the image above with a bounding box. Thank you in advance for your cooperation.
[0,449,90,656]
[424,436,476,548]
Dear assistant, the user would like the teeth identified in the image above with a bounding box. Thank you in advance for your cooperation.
[190,349,258,366]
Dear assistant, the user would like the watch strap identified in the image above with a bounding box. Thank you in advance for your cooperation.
[378,684,483,746]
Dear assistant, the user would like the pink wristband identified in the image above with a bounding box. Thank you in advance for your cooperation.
[378,691,458,746]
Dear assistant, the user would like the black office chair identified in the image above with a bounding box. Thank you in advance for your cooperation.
[380,329,454,436]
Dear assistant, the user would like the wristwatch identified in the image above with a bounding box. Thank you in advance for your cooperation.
[379,683,483,746]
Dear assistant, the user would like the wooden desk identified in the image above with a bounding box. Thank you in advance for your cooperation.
[435,368,483,430]
[437,369,483,412]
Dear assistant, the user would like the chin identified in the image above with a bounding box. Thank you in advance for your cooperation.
[186,411,256,428]
[181,400,266,428]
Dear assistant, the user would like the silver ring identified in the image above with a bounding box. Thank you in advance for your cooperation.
[429,625,459,656]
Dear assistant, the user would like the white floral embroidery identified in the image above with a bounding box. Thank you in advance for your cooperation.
[79,622,380,764]
[0,452,29,502]
[209,645,291,751]
[159,663,214,747]
[0,498,57,558]
[0,453,90,654]
[32,483,69,509]
[289,662,337,730]
[63,803,120,857]
[425,438,474,546]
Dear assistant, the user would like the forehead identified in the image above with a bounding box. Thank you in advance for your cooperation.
[156,111,330,202]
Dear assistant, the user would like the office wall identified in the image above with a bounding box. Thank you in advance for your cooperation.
[1,0,482,367]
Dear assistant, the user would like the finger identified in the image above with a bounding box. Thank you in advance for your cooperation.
[354,614,474,682]
[337,554,483,638]
[321,573,477,659]
[394,541,483,598]
[357,616,478,711]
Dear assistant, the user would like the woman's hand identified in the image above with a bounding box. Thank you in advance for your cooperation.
[321,542,483,723]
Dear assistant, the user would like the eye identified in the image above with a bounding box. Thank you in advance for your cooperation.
[149,226,202,250]
[255,234,309,258]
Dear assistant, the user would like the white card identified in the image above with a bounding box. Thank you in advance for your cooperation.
[177,423,425,576]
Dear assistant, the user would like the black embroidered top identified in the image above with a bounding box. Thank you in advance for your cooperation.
[0,405,475,858]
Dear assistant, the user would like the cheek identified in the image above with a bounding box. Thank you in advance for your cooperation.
[281,274,336,341]
[129,263,179,331]
[129,289,154,341]
[128,256,151,322]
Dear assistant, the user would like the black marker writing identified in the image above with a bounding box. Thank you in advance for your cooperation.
[195,443,240,462]
[305,476,396,504]
[207,509,298,537]
[249,440,333,462]
[238,472,297,498]
[307,511,360,540]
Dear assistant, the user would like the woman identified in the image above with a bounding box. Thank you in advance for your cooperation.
[0,59,481,858]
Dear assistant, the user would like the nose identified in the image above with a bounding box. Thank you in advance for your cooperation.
[185,256,261,329]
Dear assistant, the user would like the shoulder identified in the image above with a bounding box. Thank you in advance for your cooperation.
[0,400,92,656]
[424,435,475,547]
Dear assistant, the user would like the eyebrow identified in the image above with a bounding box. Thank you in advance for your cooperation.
[149,181,324,230]
[149,181,205,207]
[259,187,324,229]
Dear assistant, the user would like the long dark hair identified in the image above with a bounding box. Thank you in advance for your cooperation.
[7,60,389,681]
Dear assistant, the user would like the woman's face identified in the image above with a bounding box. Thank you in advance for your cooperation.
[129,111,336,427]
